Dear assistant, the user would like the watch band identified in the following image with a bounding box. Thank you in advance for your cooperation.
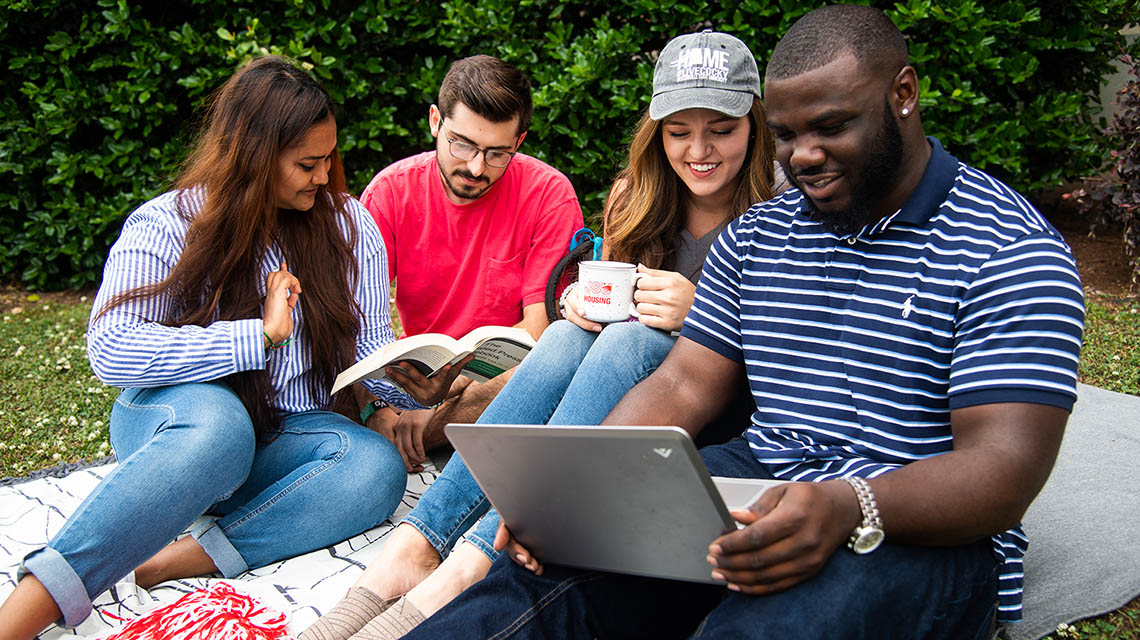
[359,398,389,423]
[842,476,885,554]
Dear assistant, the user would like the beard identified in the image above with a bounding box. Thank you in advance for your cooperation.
[794,99,904,236]
[437,156,492,201]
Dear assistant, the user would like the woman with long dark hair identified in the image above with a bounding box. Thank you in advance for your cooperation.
[302,30,787,640]
[0,56,463,638]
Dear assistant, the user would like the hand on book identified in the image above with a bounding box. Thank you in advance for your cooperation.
[385,353,476,408]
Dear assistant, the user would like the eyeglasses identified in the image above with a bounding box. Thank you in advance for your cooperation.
[440,124,517,168]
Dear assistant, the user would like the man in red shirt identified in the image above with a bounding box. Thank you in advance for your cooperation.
[358,55,584,471]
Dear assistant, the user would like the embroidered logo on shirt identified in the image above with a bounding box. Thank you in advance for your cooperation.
[902,295,916,319]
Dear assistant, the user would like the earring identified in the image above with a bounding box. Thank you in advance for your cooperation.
[901,107,910,117]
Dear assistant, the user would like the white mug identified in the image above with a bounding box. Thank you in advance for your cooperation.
[577,261,646,323]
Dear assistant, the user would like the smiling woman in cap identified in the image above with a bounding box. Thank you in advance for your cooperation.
[299,30,786,640]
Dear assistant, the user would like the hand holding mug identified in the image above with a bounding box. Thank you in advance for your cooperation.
[629,265,696,332]
[576,261,647,324]
[561,284,603,332]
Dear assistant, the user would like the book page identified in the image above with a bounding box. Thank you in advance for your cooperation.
[399,345,462,372]
[461,338,534,383]
[456,325,534,352]
[331,333,462,395]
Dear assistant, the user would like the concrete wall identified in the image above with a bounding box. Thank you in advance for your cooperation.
[1098,27,1140,125]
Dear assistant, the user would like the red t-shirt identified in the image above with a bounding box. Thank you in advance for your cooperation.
[360,151,583,338]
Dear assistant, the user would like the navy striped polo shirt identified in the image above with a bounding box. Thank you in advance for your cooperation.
[681,138,1085,623]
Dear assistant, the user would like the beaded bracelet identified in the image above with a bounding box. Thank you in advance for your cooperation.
[558,281,579,315]
[263,331,293,350]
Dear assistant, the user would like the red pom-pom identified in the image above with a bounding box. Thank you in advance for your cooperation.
[101,582,290,640]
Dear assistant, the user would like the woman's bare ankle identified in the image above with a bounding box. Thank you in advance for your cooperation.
[354,523,441,599]
[134,537,218,588]
[405,542,492,617]
[0,575,64,640]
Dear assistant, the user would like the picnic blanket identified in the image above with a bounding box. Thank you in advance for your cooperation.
[0,460,443,638]
[1,383,1137,639]
[1002,383,1140,640]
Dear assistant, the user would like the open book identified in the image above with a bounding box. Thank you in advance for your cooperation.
[331,325,536,395]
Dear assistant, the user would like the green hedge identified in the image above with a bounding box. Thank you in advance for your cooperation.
[2,0,1136,290]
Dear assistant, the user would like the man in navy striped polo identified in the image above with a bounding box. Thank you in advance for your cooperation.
[401,6,1085,638]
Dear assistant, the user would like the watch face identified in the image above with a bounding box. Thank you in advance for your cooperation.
[853,527,885,554]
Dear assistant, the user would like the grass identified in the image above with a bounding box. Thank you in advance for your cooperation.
[1077,293,1140,395]
[1045,608,1140,640]
[0,295,115,478]
[0,289,1137,638]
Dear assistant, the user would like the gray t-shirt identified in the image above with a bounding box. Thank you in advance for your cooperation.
[672,162,789,284]
[674,217,733,285]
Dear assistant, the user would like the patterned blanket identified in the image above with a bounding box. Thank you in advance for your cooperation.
[0,460,441,638]
[3,382,1138,639]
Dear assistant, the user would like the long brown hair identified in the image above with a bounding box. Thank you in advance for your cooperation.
[99,56,359,440]
[604,99,777,268]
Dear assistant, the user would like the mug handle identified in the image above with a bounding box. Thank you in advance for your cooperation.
[628,272,648,318]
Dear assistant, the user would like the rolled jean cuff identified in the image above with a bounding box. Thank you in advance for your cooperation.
[191,521,248,578]
[461,529,499,564]
[20,546,91,627]
[401,515,453,561]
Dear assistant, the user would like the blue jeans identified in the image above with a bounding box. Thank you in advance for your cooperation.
[403,438,1001,640]
[20,382,406,627]
[404,320,676,561]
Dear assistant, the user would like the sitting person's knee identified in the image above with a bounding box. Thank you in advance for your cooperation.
[338,430,407,511]
[593,321,673,359]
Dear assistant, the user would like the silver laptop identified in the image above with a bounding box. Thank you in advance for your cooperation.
[444,424,782,584]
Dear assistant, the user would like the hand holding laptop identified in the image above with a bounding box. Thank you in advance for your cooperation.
[494,521,545,576]
[447,424,786,584]
[483,446,788,583]
[475,427,866,596]
[705,480,862,594]
[492,482,841,587]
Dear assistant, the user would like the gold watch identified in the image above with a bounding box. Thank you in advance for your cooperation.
[842,476,884,554]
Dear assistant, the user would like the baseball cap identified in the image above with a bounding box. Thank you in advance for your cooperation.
[649,30,761,121]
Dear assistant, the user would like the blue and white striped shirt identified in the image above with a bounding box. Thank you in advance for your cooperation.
[681,139,1084,623]
[88,189,421,413]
